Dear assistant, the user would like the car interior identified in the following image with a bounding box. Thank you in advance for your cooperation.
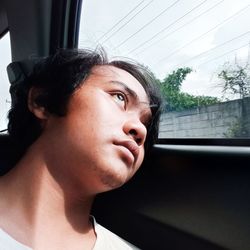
[0,1,250,249]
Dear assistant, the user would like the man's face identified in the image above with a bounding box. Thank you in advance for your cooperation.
[42,65,151,194]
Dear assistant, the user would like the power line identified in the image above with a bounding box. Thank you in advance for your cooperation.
[136,0,224,55]
[199,43,250,66]
[114,0,181,49]
[101,0,154,44]
[177,31,250,67]
[154,4,250,66]
[128,0,214,55]
[97,0,146,42]
[248,42,250,62]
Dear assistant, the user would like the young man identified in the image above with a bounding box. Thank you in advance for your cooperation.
[0,49,162,249]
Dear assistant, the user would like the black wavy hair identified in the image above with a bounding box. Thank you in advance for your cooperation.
[8,48,162,158]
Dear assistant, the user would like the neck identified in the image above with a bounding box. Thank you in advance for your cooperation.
[0,141,96,248]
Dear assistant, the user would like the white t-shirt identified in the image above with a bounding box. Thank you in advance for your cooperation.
[0,217,140,250]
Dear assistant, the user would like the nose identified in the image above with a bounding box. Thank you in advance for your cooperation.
[123,117,147,146]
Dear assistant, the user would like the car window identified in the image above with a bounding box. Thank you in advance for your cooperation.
[79,0,249,139]
[0,32,11,131]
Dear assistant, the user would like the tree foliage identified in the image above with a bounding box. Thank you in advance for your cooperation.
[218,62,250,99]
[159,67,219,111]
[224,119,249,138]
[162,67,192,93]
[218,61,250,137]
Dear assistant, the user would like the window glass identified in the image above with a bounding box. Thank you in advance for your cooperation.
[79,0,250,138]
[0,32,11,131]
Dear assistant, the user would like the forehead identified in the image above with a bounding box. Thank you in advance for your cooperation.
[89,65,149,104]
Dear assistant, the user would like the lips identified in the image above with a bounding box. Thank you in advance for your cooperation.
[114,140,139,163]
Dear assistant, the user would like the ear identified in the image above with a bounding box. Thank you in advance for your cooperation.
[28,87,49,120]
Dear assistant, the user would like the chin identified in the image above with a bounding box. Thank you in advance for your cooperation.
[98,167,132,192]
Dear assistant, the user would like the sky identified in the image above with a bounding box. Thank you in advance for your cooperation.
[79,0,250,97]
[1,0,250,129]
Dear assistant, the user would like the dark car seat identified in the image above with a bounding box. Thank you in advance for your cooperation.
[0,133,16,175]
[0,59,36,175]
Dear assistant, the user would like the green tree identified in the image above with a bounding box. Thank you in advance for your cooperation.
[218,61,250,137]
[218,62,250,99]
[162,67,192,93]
[160,67,219,111]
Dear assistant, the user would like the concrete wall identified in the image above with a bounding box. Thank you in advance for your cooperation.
[159,97,250,138]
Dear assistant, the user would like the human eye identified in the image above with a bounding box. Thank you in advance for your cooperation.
[111,92,128,109]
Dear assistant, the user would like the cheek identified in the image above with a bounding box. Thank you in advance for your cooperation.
[75,95,120,128]
[67,103,114,136]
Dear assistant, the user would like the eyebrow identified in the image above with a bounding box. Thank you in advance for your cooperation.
[109,80,158,108]
[109,80,140,103]
[109,80,154,125]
